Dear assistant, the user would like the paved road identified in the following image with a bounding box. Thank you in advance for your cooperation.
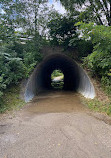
[0,92,111,158]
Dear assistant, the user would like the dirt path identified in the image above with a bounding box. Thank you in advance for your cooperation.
[0,91,111,158]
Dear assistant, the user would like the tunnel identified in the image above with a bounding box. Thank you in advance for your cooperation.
[25,54,95,102]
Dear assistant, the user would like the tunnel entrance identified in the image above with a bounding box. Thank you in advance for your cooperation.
[25,54,95,102]
[51,69,64,90]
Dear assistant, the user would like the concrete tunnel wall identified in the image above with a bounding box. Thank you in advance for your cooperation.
[25,54,95,102]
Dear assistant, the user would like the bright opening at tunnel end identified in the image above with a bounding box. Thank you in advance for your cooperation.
[51,69,64,90]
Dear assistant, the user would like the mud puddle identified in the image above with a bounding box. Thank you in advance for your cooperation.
[21,91,111,126]
[24,91,87,115]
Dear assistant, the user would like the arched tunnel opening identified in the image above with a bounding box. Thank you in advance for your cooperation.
[25,54,95,102]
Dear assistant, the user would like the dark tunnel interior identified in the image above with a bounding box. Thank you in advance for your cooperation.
[25,54,95,102]
[39,55,80,91]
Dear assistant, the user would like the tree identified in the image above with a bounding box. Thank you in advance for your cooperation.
[60,0,111,26]
[0,0,51,43]
[20,0,50,36]
[47,13,78,47]
[0,0,49,102]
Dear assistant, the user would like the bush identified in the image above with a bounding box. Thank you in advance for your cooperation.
[69,38,93,59]
[0,37,44,106]
[77,23,111,95]
[0,51,25,95]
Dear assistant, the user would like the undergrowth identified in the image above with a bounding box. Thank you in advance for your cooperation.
[81,97,111,116]
[0,85,25,113]
[81,63,111,117]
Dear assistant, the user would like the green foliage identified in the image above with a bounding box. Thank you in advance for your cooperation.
[0,85,25,113]
[0,40,43,107]
[0,0,48,109]
[23,36,43,76]
[0,45,25,98]
[82,97,111,116]
[77,22,111,94]
[69,39,93,58]
[51,70,64,79]
[47,13,78,48]
[60,0,111,26]
[1,0,110,114]
[108,69,111,77]
[101,76,111,95]
[23,50,42,77]
[47,12,93,55]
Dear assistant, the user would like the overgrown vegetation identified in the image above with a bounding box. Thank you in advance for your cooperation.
[0,0,51,111]
[76,23,111,95]
[48,13,78,48]
[48,1,111,96]
[48,0,111,115]
[0,36,44,108]
[0,85,25,113]
[51,70,64,79]
[0,0,111,113]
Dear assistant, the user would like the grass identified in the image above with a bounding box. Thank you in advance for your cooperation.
[81,97,111,116]
[0,85,25,113]
[80,64,111,117]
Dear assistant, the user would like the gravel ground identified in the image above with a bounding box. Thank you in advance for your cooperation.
[0,92,111,158]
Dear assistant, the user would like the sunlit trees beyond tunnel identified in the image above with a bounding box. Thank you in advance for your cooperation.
[51,70,64,90]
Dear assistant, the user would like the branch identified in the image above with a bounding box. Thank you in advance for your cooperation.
[89,0,104,25]
[96,0,110,24]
